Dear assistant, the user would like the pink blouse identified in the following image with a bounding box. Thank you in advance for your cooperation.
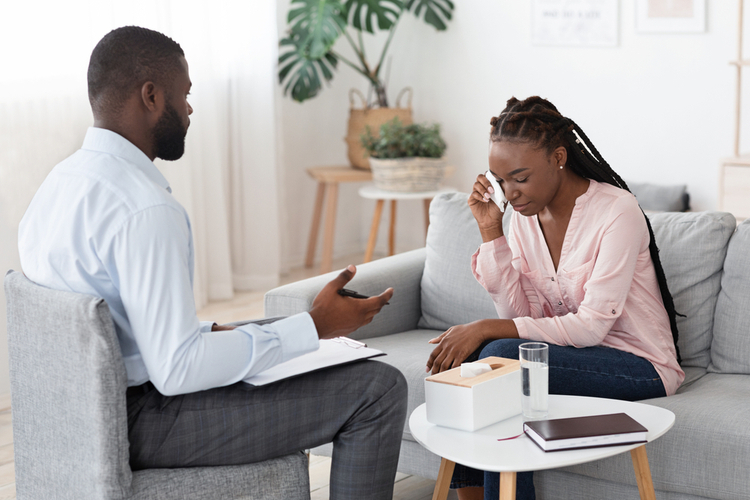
[472,180,684,396]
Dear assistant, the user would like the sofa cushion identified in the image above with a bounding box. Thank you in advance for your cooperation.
[629,181,689,212]
[710,219,750,374]
[418,192,501,331]
[559,373,750,499]
[648,211,736,370]
[363,329,442,442]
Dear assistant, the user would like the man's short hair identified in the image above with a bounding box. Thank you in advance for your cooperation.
[87,26,185,117]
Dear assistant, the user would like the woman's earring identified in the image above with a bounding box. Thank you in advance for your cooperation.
[559,165,564,169]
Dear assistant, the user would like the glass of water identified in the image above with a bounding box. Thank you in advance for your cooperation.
[519,342,549,420]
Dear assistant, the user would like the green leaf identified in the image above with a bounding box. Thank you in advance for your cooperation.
[287,0,346,59]
[278,34,339,102]
[360,117,446,158]
[343,0,403,33]
[404,0,453,30]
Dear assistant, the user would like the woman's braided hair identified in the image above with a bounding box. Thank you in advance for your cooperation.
[490,96,681,363]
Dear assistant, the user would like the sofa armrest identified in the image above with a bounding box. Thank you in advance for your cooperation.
[265,248,426,341]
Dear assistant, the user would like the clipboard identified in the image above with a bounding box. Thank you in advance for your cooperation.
[243,337,385,386]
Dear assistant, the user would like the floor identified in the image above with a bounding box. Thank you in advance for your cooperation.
[0,252,454,499]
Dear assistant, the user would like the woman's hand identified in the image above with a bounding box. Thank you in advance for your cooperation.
[469,173,505,242]
[425,319,520,375]
[426,322,487,375]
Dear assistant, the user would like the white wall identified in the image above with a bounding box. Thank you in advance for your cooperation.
[277,1,740,269]
[0,1,741,394]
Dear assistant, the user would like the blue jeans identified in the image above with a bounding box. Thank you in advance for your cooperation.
[450,339,667,500]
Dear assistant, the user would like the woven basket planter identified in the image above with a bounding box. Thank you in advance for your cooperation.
[369,157,448,192]
[345,88,413,170]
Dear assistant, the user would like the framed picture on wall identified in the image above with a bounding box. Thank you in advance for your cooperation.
[532,0,619,47]
[636,0,706,33]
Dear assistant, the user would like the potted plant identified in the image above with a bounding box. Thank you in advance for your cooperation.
[277,0,454,169]
[361,117,448,192]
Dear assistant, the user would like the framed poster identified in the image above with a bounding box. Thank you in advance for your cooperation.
[636,0,706,33]
[532,0,619,47]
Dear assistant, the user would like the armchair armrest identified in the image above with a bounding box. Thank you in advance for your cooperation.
[265,248,426,341]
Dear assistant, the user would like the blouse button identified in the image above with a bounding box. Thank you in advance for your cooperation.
[558,301,563,306]
[551,277,555,281]
[612,309,616,314]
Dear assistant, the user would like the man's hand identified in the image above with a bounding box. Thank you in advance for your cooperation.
[211,324,236,331]
[309,265,394,339]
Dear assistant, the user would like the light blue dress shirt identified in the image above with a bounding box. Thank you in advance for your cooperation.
[19,127,319,395]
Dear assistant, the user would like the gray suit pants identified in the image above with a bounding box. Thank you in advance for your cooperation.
[126,360,408,500]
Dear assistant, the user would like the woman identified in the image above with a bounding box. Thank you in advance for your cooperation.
[425,96,684,500]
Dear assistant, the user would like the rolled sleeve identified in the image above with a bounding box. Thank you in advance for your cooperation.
[236,312,320,378]
[472,237,539,319]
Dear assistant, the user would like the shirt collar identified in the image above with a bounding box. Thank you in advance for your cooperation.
[81,127,172,193]
[574,178,597,206]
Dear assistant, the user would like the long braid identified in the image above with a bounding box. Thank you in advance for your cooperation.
[490,96,682,364]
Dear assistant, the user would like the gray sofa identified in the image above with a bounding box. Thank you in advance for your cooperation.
[266,192,750,500]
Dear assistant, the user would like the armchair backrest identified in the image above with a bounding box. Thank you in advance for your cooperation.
[4,270,132,499]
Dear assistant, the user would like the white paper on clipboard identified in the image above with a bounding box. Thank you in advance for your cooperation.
[243,337,385,386]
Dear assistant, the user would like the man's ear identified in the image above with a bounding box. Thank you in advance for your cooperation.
[140,81,162,113]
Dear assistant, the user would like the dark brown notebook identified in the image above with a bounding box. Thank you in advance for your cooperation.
[523,412,648,452]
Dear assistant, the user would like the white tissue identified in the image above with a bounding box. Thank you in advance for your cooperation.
[460,362,492,378]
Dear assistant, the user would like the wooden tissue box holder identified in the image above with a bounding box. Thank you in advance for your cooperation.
[424,356,521,431]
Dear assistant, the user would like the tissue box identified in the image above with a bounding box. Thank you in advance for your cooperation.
[424,356,521,431]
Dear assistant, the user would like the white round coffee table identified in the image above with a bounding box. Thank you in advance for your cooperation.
[409,395,674,500]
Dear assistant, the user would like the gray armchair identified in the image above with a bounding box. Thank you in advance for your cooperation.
[4,270,310,500]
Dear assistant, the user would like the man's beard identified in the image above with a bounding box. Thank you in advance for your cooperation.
[152,101,187,161]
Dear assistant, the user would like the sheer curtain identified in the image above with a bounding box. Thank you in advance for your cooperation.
[0,0,283,391]
[0,0,282,303]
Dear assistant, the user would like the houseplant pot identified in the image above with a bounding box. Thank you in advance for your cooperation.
[368,157,447,192]
[362,117,448,192]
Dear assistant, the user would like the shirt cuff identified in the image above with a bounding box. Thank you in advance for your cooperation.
[473,236,511,291]
[512,317,531,340]
[199,321,215,333]
[273,312,320,363]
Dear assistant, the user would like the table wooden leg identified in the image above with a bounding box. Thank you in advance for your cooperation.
[423,198,431,238]
[389,200,397,256]
[305,182,326,268]
[431,458,455,500]
[320,182,338,274]
[364,199,384,263]
[631,445,656,500]
[499,471,516,500]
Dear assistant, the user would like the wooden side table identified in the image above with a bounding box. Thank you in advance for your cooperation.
[305,166,372,273]
[358,185,456,263]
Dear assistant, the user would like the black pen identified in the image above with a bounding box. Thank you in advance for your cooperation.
[338,288,390,305]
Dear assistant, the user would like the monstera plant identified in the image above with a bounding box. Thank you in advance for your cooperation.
[278,0,454,107]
